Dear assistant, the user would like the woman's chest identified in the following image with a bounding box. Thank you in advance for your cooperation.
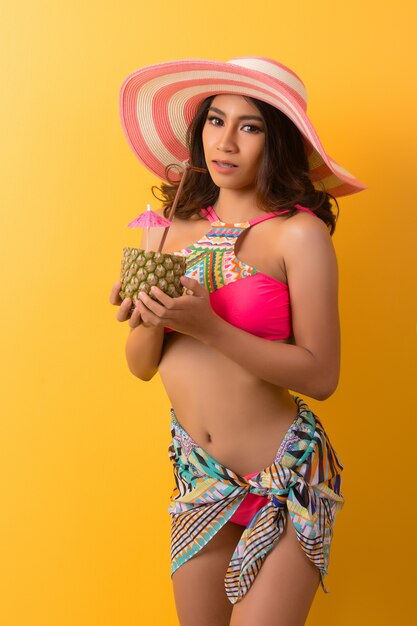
[166,217,288,286]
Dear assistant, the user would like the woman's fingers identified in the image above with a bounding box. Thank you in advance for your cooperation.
[138,291,169,317]
[128,301,143,329]
[109,281,123,305]
[110,280,141,326]
[116,297,133,322]
[135,295,166,328]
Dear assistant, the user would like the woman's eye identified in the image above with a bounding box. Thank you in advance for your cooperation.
[242,124,261,133]
[207,116,223,126]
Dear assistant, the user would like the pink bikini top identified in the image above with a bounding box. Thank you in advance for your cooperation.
[164,204,318,340]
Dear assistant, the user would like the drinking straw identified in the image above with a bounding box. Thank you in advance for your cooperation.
[157,163,206,253]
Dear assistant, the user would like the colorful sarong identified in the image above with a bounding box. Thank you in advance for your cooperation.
[168,394,344,605]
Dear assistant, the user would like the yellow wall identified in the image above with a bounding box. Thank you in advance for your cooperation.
[1,1,416,624]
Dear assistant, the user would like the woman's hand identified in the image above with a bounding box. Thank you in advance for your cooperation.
[135,275,220,340]
[109,280,143,330]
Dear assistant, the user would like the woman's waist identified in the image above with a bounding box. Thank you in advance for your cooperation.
[167,390,300,476]
[159,334,302,473]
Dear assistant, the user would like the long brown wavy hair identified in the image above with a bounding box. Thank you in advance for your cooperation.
[152,95,339,235]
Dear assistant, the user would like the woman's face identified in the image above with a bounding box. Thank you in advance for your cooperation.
[201,94,265,191]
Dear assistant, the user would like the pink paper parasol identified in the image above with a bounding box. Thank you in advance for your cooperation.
[127,204,172,251]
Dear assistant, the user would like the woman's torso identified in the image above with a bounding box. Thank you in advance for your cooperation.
[158,204,315,476]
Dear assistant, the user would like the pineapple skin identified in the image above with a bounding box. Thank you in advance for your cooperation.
[119,248,187,306]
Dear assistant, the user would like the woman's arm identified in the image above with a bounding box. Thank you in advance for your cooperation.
[125,324,165,381]
[199,215,341,400]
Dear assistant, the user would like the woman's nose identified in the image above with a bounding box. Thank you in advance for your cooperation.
[216,127,237,152]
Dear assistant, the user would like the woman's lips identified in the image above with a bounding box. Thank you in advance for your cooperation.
[212,160,238,172]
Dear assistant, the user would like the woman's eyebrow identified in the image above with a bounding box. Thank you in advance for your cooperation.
[208,106,264,122]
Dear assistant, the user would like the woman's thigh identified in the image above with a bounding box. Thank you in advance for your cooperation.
[229,511,320,626]
[172,521,244,626]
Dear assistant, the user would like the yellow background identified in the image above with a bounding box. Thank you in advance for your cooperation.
[1,1,416,624]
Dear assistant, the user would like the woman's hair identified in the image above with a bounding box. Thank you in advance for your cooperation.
[152,95,339,235]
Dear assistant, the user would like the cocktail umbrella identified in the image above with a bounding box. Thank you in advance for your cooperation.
[127,204,172,251]
[127,161,207,253]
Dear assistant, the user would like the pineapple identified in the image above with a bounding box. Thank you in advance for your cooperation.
[119,248,187,307]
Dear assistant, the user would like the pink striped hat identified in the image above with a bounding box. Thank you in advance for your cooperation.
[119,57,366,197]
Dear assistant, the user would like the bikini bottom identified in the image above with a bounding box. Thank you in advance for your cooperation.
[167,394,345,605]
[229,470,270,526]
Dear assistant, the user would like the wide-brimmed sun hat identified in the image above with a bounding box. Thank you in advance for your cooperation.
[119,56,366,197]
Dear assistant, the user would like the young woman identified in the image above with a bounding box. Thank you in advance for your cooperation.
[110,57,365,626]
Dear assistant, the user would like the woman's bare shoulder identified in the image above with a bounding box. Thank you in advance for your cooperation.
[279,210,333,251]
[279,210,338,297]
[265,209,331,264]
